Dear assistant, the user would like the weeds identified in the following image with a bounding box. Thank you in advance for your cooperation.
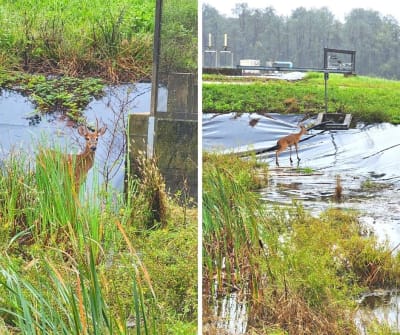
[131,151,169,229]
[0,147,197,334]
[203,153,400,334]
[203,153,268,297]
[0,0,154,82]
[360,178,389,192]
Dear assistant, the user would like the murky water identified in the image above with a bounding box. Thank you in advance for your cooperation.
[0,83,167,191]
[203,112,400,333]
[356,290,400,334]
[203,291,248,335]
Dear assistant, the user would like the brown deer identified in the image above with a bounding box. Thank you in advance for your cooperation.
[275,125,307,167]
[37,123,107,192]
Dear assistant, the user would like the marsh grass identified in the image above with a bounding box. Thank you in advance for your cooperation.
[203,153,269,297]
[0,245,156,335]
[131,152,169,229]
[203,153,400,334]
[0,146,196,334]
[0,0,154,82]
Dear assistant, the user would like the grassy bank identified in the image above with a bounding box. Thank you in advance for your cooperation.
[203,152,400,334]
[203,73,400,124]
[0,0,154,82]
[0,150,197,334]
[0,0,198,82]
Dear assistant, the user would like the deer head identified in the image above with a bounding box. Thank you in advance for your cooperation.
[77,123,107,152]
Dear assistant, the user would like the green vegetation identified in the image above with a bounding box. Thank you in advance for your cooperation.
[0,0,198,117]
[0,0,198,332]
[160,0,198,74]
[296,166,315,174]
[0,149,197,334]
[203,152,400,334]
[203,73,400,124]
[360,178,390,192]
[0,0,198,82]
[0,0,154,82]
[0,70,104,120]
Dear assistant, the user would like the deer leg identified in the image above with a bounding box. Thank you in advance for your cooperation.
[289,146,293,164]
[275,150,280,167]
[295,143,300,161]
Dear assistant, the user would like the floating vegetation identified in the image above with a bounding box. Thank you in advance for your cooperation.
[0,70,104,120]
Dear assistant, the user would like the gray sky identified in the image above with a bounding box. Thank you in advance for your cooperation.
[202,0,400,22]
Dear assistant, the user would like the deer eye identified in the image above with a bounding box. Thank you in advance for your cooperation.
[85,137,90,140]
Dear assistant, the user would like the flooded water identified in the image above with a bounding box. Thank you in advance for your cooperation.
[205,293,248,335]
[0,83,167,191]
[203,112,400,248]
[203,112,400,333]
[356,290,400,334]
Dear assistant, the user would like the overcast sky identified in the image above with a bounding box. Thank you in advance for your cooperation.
[202,0,400,22]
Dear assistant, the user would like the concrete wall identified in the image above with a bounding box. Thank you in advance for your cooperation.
[128,73,198,200]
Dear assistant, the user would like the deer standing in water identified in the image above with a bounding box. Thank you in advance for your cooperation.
[275,125,307,167]
[37,122,107,192]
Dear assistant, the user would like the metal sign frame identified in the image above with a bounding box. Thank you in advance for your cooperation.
[323,48,356,74]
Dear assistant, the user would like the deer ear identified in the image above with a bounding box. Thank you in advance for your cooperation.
[97,126,107,136]
[77,126,88,136]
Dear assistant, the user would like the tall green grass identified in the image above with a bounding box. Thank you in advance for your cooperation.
[0,148,157,334]
[0,0,198,82]
[203,153,400,334]
[203,153,268,296]
[0,0,154,81]
[0,246,155,335]
[0,145,197,334]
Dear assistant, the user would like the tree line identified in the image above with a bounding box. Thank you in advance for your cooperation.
[203,4,400,79]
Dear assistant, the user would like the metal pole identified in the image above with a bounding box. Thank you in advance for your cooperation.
[324,71,329,113]
[149,0,162,157]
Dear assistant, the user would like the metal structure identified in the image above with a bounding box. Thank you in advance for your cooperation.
[149,0,163,158]
[235,48,356,75]
[203,33,217,68]
[203,33,234,68]
[219,50,233,68]
[236,64,353,74]
[313,113,352,130]
[129,0,198,199]
[322,48,356,113]
[324,48,356,73]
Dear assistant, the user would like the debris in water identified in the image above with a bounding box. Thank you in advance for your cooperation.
[249,118,260,127]
[334,174,343,202]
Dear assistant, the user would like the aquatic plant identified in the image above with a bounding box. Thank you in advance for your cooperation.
[203,153,400,334]
[0,71,105,120]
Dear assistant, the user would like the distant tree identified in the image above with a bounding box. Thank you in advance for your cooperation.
[202,4,400,79]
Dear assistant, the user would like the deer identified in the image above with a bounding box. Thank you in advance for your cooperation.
[37,122,107,192]
[275,124,307,167]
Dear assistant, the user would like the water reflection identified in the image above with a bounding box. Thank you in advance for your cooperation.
[204,293,248,335]
[0,83,166,191]
[215,293,247,335]
[356,290,400,334]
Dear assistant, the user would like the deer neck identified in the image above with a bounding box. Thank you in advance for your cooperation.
[298,128,306,137]
[76,147,95,168]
